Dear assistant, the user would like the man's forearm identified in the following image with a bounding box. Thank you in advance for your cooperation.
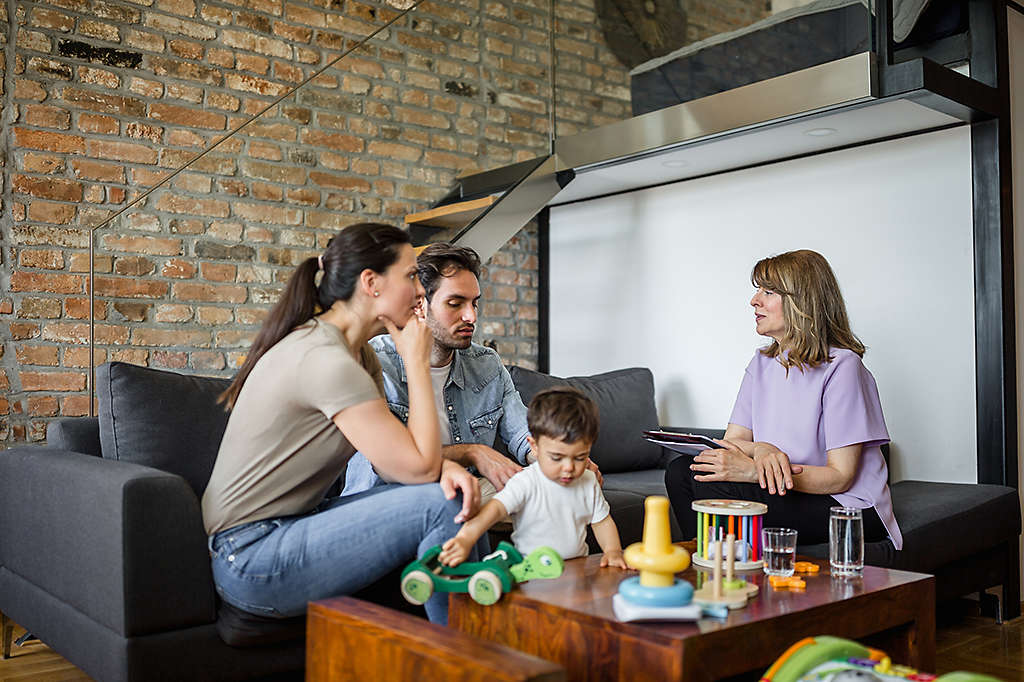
[441,443,481,468]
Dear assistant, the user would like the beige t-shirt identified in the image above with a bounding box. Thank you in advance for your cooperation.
[202,319,383,535]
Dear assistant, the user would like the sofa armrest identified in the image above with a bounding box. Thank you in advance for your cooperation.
[47,417,102,456]
[0,447,216,637]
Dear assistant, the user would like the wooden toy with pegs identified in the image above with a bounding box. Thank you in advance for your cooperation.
[692,499,767,570]
[692,533,759,610]
[613,496,703,622]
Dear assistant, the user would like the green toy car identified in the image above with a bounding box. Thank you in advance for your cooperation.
[400,541,563,606]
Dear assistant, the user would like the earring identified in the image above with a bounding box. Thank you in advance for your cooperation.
[373,291,380,297]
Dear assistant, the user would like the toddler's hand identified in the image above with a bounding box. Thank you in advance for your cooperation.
[439,536,470,567]
[600,549,628,569]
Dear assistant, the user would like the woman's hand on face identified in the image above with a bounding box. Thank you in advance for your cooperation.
[751,443,803,495]
[690,439,757,484]
[379,312,432,368]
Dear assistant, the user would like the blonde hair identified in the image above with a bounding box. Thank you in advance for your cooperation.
[751,249,864,372]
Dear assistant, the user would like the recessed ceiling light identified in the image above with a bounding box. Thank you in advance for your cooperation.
[805,127,837,137]
[661,159,689,168]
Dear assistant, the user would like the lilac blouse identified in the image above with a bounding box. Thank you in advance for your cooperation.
[729,348,902,549]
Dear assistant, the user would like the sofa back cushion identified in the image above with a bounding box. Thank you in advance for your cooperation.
[508,366,663,473]
[97,362,232,497]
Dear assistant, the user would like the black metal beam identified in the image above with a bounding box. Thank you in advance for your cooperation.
[537,207,550,374]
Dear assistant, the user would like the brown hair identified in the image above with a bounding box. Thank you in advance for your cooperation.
[752,249,865,372]
[219,222,410,408]
[416,242,481,302]
[527,387,599,445]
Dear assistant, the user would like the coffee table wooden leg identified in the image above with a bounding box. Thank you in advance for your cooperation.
[1,610,13,660]
[864,587,936,672]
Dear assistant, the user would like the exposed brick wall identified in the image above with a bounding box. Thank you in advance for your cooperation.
[1,0,630,444]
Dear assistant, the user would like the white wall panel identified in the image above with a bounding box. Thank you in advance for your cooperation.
[550,127,976,483]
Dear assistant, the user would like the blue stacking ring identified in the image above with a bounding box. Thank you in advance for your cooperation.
[617,576,694,607]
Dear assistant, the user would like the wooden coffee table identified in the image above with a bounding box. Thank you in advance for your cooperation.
[450,546,934,681]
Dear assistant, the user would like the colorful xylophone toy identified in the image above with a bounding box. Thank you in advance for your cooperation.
[692,499,768,570]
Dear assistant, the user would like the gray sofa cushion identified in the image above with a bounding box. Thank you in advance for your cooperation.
[508,366,663,473]
[48,417,102,457]
[96,362,232,497]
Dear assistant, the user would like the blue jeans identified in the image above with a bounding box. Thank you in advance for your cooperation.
[208,482,472,624]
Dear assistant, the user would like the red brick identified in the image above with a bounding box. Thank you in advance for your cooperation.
[190,351,225,370]
[224,72,290,96]
[14,79,47,102]
[72,159,125,183]
[162,259,197,278]
[65,297,106,320]
[68,253,113,273]
[18,297,62,319]
[27,396,60,417]
[102,235,182,256]
[172,282,247,303]
[16,345,59,366]
[237,53,269,75]
[87,139,158,164]
[61,88,146,117]
[28,200,76,224]
[114,256,156,276]
[79,66,120,89]
[0,399,8,416]
[109,349,149,365]
[20,371,87,392]
[0,300,13,314]
[62,395,97,417]
[0,371,8,392]
[9,323,41,340]
[12,175,83,202]
[152,350,189,368]
[19,249,65,269]
[143,14,217,40]
[113,302,150,322]
[367,141,422,161]
[308,172,371,193]
[78,113,120,135]
[196,306,233,325]
[31,8,75,32]
[154,194,230,217]
[169,39,203,60]
[12,224,89,247]
[132,328,211,347]
[24,104,71,130]
[93,277,169,299]
[150,102,227,130]
[10,271,82,294]
[301,130,364,153]
[232,203,302,226]
[201,262,236,282]
[252,182,283,201]
[42,322,130,345]
[125,122,163,144]
[155,304,193,323]
[215,330,256,348]
[22,153,65,174]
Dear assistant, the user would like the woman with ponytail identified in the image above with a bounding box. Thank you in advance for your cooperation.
[201,222,479,624]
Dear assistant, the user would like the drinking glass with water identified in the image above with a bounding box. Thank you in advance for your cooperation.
[829,506,864,576]
[761,528,798,576]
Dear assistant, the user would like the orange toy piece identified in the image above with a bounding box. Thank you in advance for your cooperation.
[768,575,806,590]
[794,561,820,574]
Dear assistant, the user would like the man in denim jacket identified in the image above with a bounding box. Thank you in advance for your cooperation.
[344,243,533,498]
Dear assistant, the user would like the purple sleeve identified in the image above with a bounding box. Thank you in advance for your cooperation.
[822,353,890,451]
[727,364,754,430]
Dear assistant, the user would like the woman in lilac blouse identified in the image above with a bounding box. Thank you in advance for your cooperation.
[665,250,902,549]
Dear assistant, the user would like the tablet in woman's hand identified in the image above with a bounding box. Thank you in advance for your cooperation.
[642,430,720,454]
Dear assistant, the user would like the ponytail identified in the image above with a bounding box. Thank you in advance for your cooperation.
[219,222,411,409]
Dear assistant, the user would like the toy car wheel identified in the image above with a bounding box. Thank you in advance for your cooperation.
[468,570,503,605]
[400,570,434,605]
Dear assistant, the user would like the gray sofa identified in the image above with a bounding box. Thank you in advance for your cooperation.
[0,361,1019,682]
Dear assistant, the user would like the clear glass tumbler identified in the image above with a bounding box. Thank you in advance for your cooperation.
[829,506,864,576]
[761,528,798,576]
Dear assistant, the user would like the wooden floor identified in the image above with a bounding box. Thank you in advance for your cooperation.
[2,601,1022,681]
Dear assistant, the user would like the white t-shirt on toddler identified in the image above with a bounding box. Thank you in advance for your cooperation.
[492,462,610,560]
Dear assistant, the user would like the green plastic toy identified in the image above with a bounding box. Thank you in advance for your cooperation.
[400,541,563,606]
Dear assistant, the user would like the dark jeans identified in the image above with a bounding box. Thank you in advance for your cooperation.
[664,456,886,546]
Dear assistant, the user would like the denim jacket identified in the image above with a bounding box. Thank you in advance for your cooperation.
[370,335,532,465]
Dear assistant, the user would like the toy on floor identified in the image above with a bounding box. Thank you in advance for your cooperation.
[400,541,563,606]
[692,499,768,570]
[762,635,1002,682]
[692,532,759,609]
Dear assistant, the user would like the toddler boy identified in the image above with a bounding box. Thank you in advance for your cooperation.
[440,387,627,568]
